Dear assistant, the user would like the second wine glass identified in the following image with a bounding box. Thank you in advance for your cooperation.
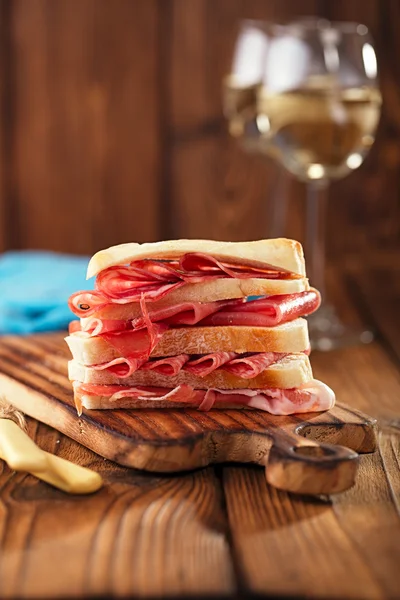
[224,19,382,350]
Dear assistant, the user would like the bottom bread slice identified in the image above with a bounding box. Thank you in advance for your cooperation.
[73,379,335,416]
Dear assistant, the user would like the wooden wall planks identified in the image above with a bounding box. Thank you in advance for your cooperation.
[0,0,399,260]
[0,0,13,253]
[7,0,161,254]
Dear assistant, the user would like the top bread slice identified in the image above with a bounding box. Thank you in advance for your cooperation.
[87,238,306,279]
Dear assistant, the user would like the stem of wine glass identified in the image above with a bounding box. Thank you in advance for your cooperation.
[306,180,328,302]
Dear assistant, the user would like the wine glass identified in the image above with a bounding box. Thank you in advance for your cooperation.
[223,19,382,350]
[223,21,289,238]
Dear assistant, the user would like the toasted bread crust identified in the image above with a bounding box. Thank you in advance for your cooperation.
[87,238,305,279]
[69,353,313,389]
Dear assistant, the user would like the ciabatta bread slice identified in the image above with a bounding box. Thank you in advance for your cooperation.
[84,277,309,320]
[69,353,312,389]
[65,319,309,364]
[87,238,305,278]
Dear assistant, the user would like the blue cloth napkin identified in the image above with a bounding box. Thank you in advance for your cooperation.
[0,251,93,334]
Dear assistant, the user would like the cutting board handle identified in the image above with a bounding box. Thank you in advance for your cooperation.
[264,430,359,495]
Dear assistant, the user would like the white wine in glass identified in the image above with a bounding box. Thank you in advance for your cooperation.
[223,24,266,154]
[224,19,382,350]
[257,82,381,182]
[222,24,288,234]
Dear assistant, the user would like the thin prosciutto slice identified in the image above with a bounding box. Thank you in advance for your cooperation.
[102,315,166,362]
[92,357,145,378]
[140,354,190,376]
[96,264,185,302]
[183,352,237,377]
[79,300,240,333]
[222,352,287,378]
[74,380,335,415]
[87,351,293,379]
[80,318,130,336]
[131,299,238,329]
[94,298,166,376]
[176,253,295,281]
[69,320,81,334]
[99,296,165,365]
[73,383,199,415]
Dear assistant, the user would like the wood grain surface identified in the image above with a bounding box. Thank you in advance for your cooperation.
[0,435,235,598]
[0,267,399,597]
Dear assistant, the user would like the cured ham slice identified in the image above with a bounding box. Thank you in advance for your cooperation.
[73,290,320,335]
[200,290,320,327]
[99,295,166,362]
[96,264,185,302]
[102,326,165,361]
[69,290,110,318]
[73,383,199,414]
[140,354,190,376]
[69,320,81,334]
[85,351,295,379]
[69,252,300,315]
[184,352,237,377]
[78,301,236,333]
[74,379,335,415]
[131,299,237,328]
[92,357,145,378]
[80,318,130,336]
[177,253,295,281]
[242,380,335,414]
[222,352,287,378]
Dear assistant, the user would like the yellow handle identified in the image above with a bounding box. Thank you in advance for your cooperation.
[0,419,103,494]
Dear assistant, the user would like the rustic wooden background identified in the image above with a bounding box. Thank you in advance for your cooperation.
[0,0,398,265]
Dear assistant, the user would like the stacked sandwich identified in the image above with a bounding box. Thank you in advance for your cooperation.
[66,239,335,415]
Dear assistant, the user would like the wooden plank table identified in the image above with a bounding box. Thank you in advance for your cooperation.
[0,269,399,598]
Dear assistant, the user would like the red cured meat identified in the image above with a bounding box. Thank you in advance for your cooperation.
[199,290,320,327]
[74,380,335,415]
[69,252,300,316]
[140,354,190,376]
[132,299,238,329]
[92,357,145,378]
[222,352,287,378]
[86,351,291,379]
[183,352,237,377]
[74,291,320,334]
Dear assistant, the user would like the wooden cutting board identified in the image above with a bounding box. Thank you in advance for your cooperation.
[0,333,377,496]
